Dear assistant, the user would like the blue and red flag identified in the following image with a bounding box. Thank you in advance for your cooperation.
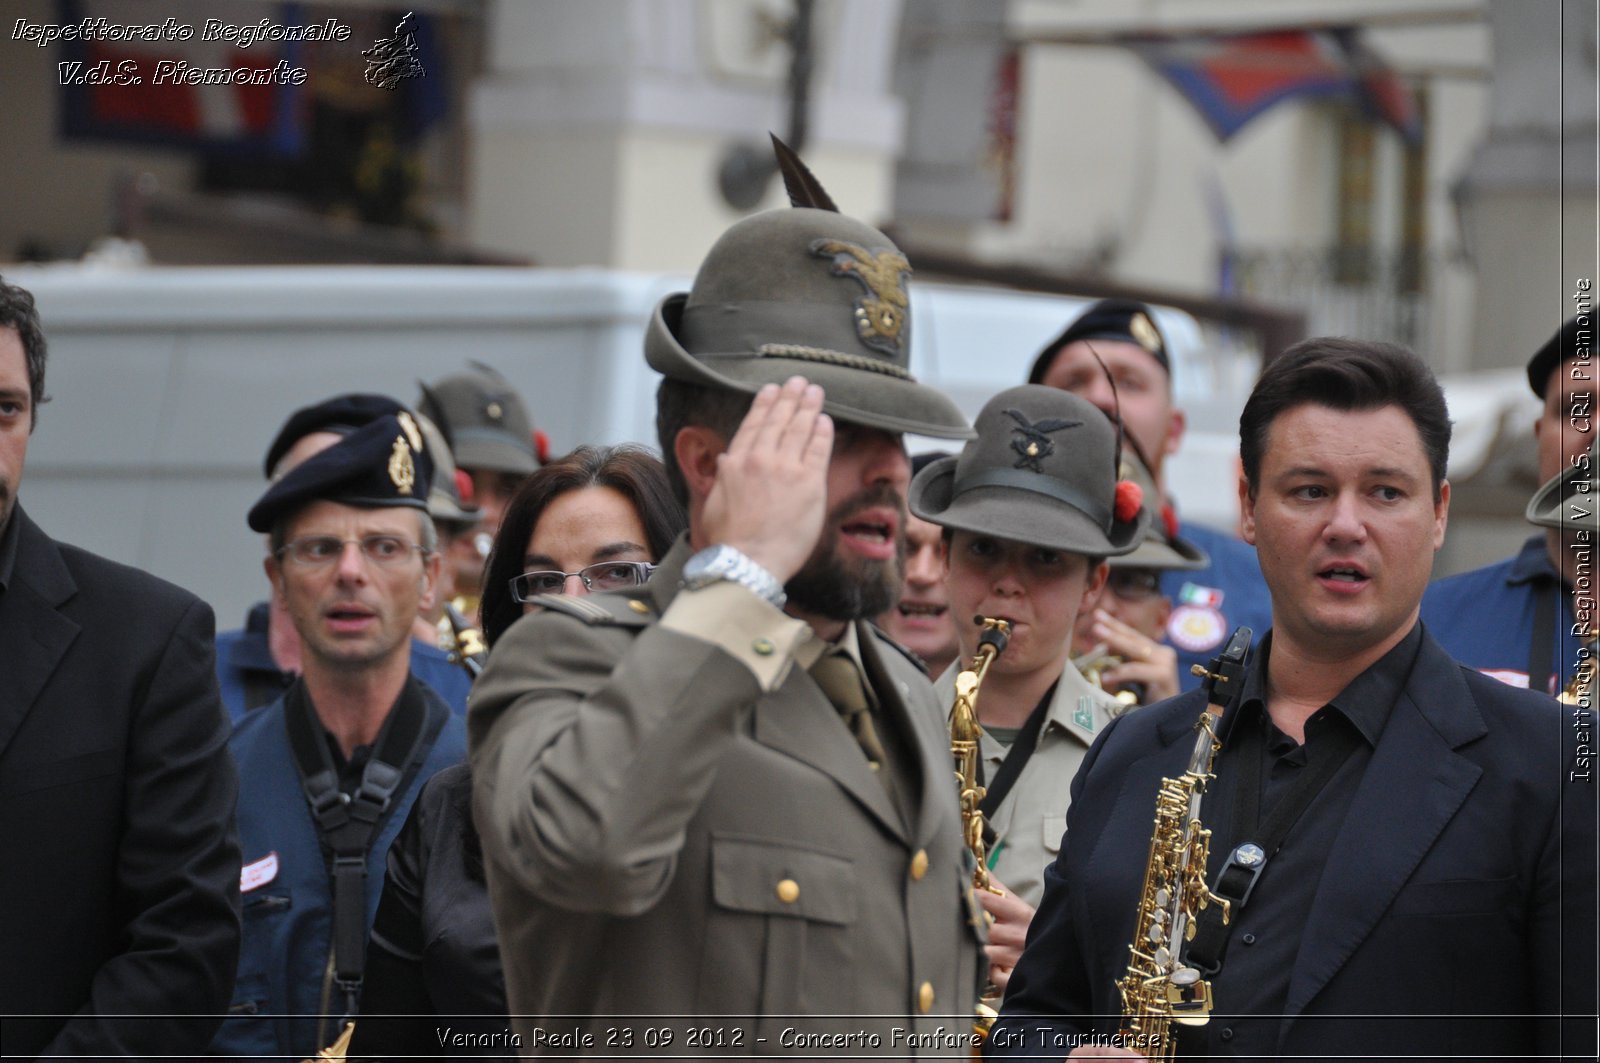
[1127,28,1421,145]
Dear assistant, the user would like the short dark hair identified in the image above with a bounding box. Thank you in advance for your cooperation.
[655,378,755,506]
[480,443,687,646]
[1240,337,1450,500]
[0,274,49,428]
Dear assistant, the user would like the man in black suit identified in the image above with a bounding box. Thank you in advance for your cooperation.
[0,275,241,1058]
[990,338,1596,1060]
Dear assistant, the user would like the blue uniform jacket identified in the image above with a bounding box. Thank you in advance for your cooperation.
[1160,520,1273,689]
[1421,534,1579,695]
[212,681,467,1060]
[216,601,473,720]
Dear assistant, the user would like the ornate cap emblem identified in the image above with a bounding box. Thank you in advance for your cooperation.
[1129,312,1162,354]
[396,411,423,452]
[808,238,911,356]
[1005,408,1080,472]
[389,435,416,494]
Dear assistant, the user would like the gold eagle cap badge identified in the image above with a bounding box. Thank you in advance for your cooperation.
[808,238,911,356]
[388,435,416,495]
[1129,312,1162,354]
[396,411,423,453]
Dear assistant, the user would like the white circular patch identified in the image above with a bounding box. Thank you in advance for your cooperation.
[1167,604,1227,653]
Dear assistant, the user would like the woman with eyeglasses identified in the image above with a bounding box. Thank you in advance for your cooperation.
[348,445,684,1060]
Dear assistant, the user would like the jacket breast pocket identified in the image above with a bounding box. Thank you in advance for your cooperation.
[703,834,857,1021]
[1390,874,1518,917]
[0,748,120,797]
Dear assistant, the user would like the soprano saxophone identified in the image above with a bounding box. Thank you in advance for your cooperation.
[949,615,1010,1051]
[1114,626,1250,1063]
[950,615,1011,894]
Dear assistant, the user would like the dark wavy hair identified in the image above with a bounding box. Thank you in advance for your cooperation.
[479,443,685,646]
[0,274,48,427]
[1240,336,1451,502]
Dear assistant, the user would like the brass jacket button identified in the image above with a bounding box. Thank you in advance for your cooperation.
[776,878,800,903]
[918,981,934,1013]
[910,850,929,880]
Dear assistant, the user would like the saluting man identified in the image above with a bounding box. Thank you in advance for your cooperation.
[470,202,996,1051]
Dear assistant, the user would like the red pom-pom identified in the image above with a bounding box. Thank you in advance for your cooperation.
[454,469,477,506]
[1114,480,1143,523]
[1161,502,1179,540]
[533,429,551,465]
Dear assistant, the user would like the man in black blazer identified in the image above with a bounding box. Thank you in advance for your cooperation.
[0,276,241,1058]
[991,338,1597,1060]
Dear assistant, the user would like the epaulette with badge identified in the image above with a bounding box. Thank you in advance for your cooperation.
[866,622,931,678]
[531,588,655,628]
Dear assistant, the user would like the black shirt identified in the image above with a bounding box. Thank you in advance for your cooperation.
[1191,622,1423,1057]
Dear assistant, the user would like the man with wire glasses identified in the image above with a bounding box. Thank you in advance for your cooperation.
[211,410,466,1062]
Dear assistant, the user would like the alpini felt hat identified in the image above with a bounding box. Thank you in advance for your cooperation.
[910,385,1148,556]
[643,206,972,440]
[1527,438,1599,534]
[1111,444,1207,571]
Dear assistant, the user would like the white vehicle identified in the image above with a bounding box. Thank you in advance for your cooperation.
[11,264,1255,622]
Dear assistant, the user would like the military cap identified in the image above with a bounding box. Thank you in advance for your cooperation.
[644,208,972,439]
[1111,446,1207,571]
[910,385,1148,556]
[1526,438,1599,534]
[248,412,434,532]
[1525,315,1593,399]
[1028,298,1172,384]
[262,392,406,479]
[911,451,953,478]
[415,412,480,527]
[417,364,542,475]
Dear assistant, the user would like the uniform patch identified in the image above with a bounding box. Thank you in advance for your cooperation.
[1177,582,1225,609]
[1072,696,1095,732]
[1168,604,1227,653]
[241,851,279,893]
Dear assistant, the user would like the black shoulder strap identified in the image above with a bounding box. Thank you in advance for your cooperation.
[977,679,1058,823]
[1184,712,1361,976]
[284,677,445,1020]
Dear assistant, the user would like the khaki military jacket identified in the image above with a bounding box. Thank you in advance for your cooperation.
[932,661,1124,908]
[470,537,983,1056]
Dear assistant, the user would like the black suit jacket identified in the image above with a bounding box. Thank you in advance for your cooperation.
[990,627,1597,1060]
[0,507,242,1059]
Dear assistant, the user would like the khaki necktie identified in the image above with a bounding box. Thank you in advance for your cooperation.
[810,652,889,774]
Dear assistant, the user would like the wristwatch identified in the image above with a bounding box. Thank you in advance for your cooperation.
[682,545,787,608]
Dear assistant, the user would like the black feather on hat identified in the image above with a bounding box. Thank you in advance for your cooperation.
[643,139,972,440]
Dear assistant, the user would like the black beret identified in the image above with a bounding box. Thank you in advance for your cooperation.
[263,393,407,479]
[248,413,434,533]
[1027,298,1172,384]
[1526,315,1594,399]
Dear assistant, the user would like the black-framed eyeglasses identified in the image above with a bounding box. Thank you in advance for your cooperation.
[510,561,656,601]
[1106,568,1163,602]
[275,534,429,568]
